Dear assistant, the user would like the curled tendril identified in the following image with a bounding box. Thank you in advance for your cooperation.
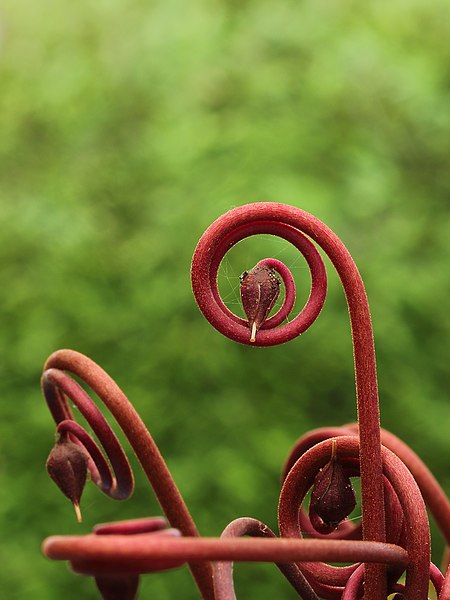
[41,203,450,600]
[41,349,215,600]
[282,422,450,578]
[214,518,318,600]
[192,202,386,596]
[278,436,431,599]
[44,517,185,600]
[191,206,327,346]
[43,367,134,504]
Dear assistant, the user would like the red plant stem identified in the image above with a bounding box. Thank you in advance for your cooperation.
[281,425,356,482]
[214,518,319,600]
[44,368,135,498]
[443,547,450,575]
[256,258,296,326]
[441,564,450,600]
[341,564,365,600]
[343,567,405,599]
[43,349,215,600]
[430,563,445,596]
[342,423,450,547]
[192,202,385,596]
[343,563,445,600]
[379,428,450,546]
[285,423,450,551]
[193,216,327,345]
[278,436,430,599]
[93,517,170,536]
[43,535,408,569]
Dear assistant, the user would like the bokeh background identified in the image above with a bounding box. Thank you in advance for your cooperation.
[0,0,449,598]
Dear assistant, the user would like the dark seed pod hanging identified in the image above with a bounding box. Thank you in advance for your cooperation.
[309,440,356,534]
[240,264,281,342]
[46,434,88,522]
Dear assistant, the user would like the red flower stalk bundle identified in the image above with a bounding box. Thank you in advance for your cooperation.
[41,203,450,599]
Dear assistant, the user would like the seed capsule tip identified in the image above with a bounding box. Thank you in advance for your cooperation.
[73,502,83,523]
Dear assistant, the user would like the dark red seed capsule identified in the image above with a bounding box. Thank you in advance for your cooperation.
[46,435,88,522]
[240,264,280,342]
[309,440,356,534]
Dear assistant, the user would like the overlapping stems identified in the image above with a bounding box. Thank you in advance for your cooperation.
[190,202,450,597]
[283,424,450,550]
[212,518,410,600]
[282,425,450,597]
[41,349,215,599]
[191,202,386,596]
[278,436,431,599]
[42,202,450,599]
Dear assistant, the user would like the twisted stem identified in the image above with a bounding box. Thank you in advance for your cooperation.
[213,518,319,600]
[41,203,444,598]
[42,349,215,600]
[192,202,385,596]
[278,436,430,599]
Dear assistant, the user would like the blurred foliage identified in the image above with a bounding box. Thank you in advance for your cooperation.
[0,0,449,598]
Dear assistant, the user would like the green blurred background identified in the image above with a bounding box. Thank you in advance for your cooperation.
[0,0,449,598]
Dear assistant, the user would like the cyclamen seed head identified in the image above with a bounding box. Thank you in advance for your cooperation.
[309,440,356,534]
[46,435,88,523]
[240,264,281,342]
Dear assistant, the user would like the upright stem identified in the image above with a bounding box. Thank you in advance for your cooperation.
[290,204,386,596]
[192,202,386,596]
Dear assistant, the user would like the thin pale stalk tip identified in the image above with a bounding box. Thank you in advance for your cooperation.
[74,502,82,524]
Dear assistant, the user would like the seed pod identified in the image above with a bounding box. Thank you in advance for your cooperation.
[309,440,356,534]
[240,264,281,342]
[46,435,88,522]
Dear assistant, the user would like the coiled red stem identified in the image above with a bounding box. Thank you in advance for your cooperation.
[42,349,215,599]
[192,202,385,596]
[278,436,430,599]
[41,203,449,599]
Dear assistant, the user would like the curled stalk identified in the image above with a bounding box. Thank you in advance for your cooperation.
[42,349,215,600]
[191,202,385,596]
[41,202,448,599]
